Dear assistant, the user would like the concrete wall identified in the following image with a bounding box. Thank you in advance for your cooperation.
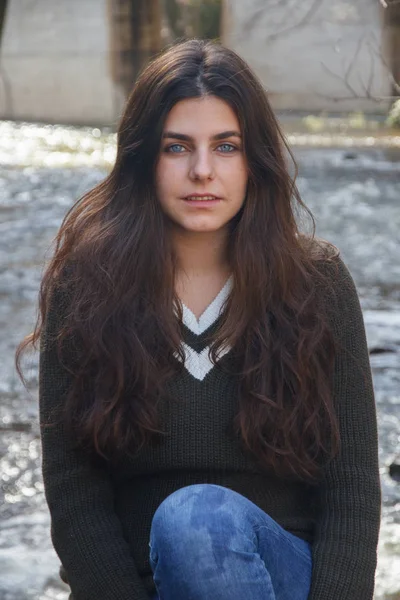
[222,0,393,113]
[0,0,394,124]
[0,0,117,125]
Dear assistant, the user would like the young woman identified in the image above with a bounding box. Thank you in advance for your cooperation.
[17,39,381,600]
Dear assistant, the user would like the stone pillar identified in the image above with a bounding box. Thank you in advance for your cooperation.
[108,0,162,100]
[0,0,8,46]
[384,1,400,96]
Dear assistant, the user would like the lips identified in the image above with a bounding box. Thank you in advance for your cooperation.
[184,195,222,201]
[182,195,222,208]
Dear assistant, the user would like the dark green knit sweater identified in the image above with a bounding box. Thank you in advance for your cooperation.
[39,256,381,600]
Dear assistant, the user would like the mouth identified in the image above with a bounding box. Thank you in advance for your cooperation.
[182,194,223,206]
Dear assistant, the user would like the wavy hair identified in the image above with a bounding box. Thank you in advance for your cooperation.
[16,39,339,480]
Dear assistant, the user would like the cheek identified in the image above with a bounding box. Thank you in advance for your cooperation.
[222,160,247,186]
[156,164,171,202]
[156,160,184,200]
[230,171,248,201]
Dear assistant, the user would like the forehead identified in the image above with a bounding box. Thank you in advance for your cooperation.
[163,96,240,134]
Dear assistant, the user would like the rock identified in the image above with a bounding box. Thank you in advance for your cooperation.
[369,345,398,355]
[389,462,400,482]
[343,151,358,160]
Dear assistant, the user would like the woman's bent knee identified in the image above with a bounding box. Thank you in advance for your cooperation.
[150,484,218,547]
[149,484,259,564]
[150,484,247,538]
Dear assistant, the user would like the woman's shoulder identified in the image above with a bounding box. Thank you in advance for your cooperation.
[300,235,354,287]
[41,261,78,335]
[300,236,362,327]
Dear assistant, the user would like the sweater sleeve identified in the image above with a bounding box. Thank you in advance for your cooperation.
[39,285,151,600]
[309,256,381,600]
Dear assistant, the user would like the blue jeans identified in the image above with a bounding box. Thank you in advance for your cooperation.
[149,484,312,600]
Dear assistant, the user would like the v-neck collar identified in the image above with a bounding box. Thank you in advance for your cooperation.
[180,275,233,336]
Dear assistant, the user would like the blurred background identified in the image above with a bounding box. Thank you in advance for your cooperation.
[0,1,399,599]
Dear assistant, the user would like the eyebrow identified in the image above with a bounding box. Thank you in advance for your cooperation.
[162,130,242,142]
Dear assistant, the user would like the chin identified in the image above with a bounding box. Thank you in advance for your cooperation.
[167,213,231,235]
[183,224,226,234]
[180,216,229,231]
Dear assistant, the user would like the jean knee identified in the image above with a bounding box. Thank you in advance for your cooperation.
[149,485,212,561]
[151,484,210,535]
[150,484,255,549]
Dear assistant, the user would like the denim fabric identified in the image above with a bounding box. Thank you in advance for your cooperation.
[149,484,312,600]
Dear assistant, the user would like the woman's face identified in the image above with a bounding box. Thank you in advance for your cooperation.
[156,96,248,236]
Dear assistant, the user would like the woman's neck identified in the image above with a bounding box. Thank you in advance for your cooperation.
[172,229,230,278]
[172,229,232,318]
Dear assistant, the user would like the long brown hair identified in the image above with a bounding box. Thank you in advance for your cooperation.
[16,39,339,480]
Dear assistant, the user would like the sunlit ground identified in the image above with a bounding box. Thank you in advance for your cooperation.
[0,117,399,170]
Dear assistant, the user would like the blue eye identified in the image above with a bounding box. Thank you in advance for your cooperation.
[166,144,185,153]
[218,143,236,153]
[164,142,237,154]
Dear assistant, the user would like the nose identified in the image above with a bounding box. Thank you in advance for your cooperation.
[189,149,215,181]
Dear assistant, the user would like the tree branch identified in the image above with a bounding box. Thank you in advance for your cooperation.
[236,0,400,103]
[240,0,322,42]
[317,35,368,100]
[266,0,321,42]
